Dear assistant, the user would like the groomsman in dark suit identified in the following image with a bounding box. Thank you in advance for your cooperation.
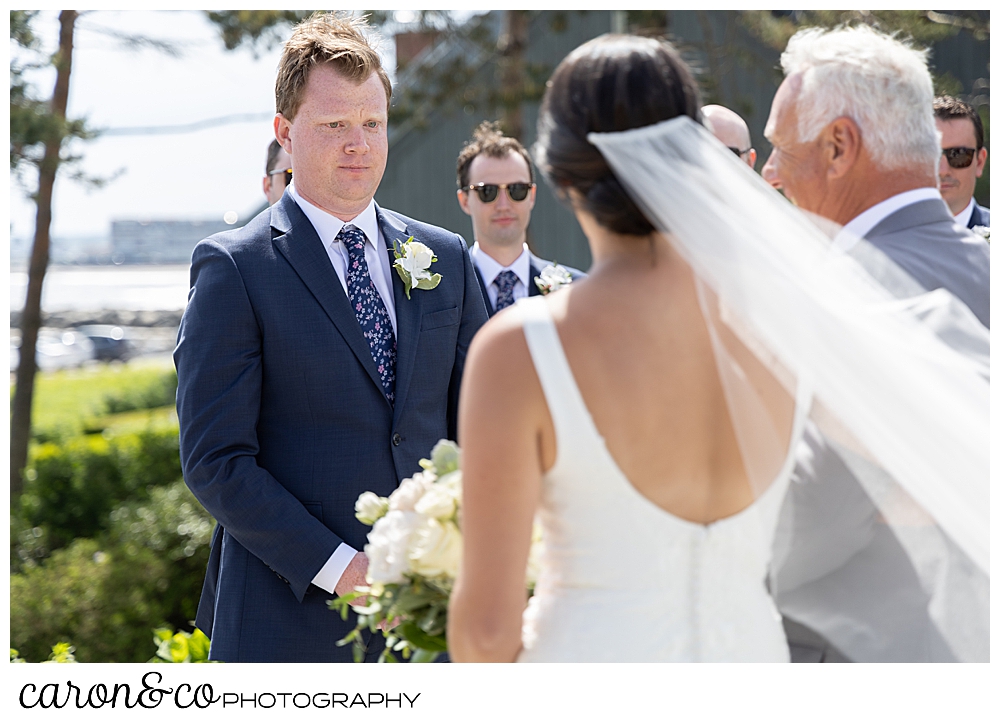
[456,122,584,317]
[174,13,487,662]
[933,96,990,229]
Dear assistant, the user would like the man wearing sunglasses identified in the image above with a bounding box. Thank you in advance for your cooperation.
[456,121,584,317]
[262,139,292,206]
[934,96,989,229]
[703,104,757,169]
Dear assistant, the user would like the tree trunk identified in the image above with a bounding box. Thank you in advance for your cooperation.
[11,10,78,496]
[497,10,529,141]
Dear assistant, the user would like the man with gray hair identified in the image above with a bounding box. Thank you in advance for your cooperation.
[761,25,989,663]
[762,25,989,328]
[702,104,757,168]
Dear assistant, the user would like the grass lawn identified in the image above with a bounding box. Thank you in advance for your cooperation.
[13,358,176,437]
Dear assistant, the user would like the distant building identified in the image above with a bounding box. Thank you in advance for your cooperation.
[9,234,112,267]
[111,219,235,264]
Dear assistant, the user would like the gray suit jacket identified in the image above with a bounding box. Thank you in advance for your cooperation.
[863,198,989,328]
[782,198,990,662]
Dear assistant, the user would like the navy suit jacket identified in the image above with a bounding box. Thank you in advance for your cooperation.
[174,194,488,662]
[967,200,990,229]
[473,252,586,317]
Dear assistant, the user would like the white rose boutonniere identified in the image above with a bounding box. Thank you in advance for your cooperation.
[534,263,573,295]
[971,225,990,243]
[393,237,442,299]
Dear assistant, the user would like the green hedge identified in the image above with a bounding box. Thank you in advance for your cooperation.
[10,480,213,663]
[14,426,182,563]
[102,370,177,415]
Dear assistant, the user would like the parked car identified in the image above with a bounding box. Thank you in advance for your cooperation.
[10,330,96,372]
[74,325,135,362]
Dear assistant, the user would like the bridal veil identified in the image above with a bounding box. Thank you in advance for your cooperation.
[584,116,989,662]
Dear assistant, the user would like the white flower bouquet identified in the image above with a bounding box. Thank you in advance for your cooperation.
[330,439,542,662]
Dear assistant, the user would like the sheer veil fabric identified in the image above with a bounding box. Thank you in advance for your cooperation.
[584,117,988,662]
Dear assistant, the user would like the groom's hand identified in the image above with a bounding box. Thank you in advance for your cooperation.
[335,552,370,606]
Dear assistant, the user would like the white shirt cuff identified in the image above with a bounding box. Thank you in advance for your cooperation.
[311,543,359,594]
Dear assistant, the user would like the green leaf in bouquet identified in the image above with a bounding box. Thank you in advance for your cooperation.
[410,648,442,664]
[399,622,448,653]
[418,607,447,637]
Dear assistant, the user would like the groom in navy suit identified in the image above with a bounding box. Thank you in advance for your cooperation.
[174,13,488,662]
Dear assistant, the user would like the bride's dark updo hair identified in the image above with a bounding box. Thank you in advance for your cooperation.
[534,35,701,236]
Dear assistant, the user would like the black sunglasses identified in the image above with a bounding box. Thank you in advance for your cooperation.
[728,146,752,157]
[269,167,292,186]
[941,147,977,169]
[463,182,534,203]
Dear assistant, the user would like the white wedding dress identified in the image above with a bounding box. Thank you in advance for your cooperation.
[514,296,810,663]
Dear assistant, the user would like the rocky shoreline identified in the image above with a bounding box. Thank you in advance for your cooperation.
[10,308,184,329]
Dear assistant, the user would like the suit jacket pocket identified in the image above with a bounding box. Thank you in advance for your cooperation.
[421,306,460,331]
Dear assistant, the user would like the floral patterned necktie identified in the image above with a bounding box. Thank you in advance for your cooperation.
[493,269,519,311]
[339,224,396,405]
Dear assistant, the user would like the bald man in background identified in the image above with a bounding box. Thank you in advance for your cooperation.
[703,104,757,169]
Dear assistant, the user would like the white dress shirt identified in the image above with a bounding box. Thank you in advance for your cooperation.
[470,242,532,308]
[832,187,943,253]
[286,185,394,593]
[954,198,976,229]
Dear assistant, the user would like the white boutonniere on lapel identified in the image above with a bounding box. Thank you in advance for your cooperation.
[393,237,442,299]
[534,263,573,295]
[971,225,990,243]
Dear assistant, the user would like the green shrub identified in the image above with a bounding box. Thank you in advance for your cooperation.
[10,480,213,663]
[149,626,212,663]
[10,643,76,663]
[102,369,177,415]
[112,426,182,493]
[19,436,125,550]
[16,425,183,560]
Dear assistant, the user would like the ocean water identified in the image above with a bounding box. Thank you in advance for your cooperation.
[10,265,191,313]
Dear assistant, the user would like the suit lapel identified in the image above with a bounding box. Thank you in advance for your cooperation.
[472,263,496,316]
[528,255,543,298]
[968,203,983,229]
[377,206,422,423]
[270,196,390,407]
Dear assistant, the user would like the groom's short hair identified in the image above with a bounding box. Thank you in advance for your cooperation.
[456,121,535,189]
[276,12,392,121]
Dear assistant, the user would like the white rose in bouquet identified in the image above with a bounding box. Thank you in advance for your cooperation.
[365,510,420,584]
[408,518,462,579]
[334,439,544,663]
[354,491,389,525]
[387,471,435,512]
[414,479,459,520]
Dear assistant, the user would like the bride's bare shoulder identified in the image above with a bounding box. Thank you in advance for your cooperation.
[466,304,533,374]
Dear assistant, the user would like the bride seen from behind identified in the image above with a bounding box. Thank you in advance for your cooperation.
[448,35,802,663]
